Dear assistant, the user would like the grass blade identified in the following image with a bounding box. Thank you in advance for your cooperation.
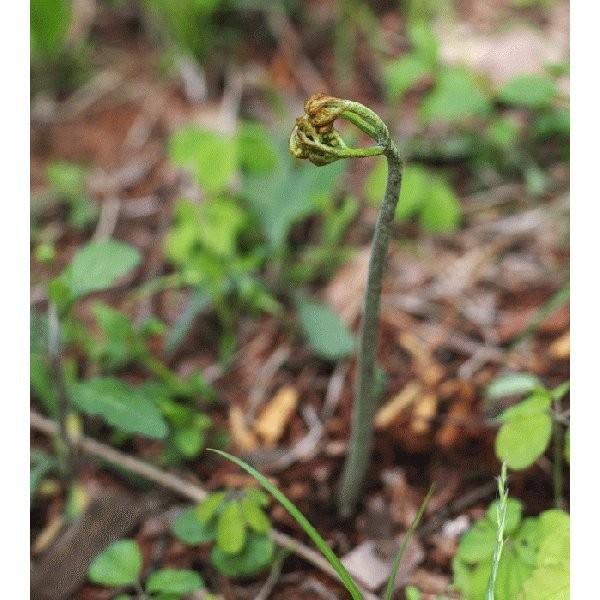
[383,484,434,600]
[486,462,509,600]
[209,449,363,600]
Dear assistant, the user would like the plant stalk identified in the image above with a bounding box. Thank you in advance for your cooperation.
[338,142,402,516]
[552,398,564,509]
[48,302,75,485]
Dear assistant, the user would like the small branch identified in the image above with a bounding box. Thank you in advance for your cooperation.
[48,303,75,484]
[254,548,288,600]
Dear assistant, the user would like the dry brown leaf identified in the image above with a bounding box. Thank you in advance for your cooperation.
[398,332,445,387]
[549,331,570,359]
[411,393,438,434]
[375,381,422,430]
[253,385,298,446]
[229,404,258,451]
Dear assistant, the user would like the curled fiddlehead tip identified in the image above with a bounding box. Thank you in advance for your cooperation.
[289,93,389,166]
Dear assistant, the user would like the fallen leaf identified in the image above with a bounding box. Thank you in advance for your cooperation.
[229,405,258,452]
[549,332,570,359]
[410,392,438,434]
[375,381,422,429]
[253,386,298,446]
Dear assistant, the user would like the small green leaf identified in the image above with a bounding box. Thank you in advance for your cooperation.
[407,20,438,66]
[146,569,204,595]
[498,75,557,108]
[70,377,168,439]
[173,426,205,458]
[498,390,551,422]
[486,373,542,401]
[457,520,497,562]
[496,396,552,469]
[421,67,491,123]
[63,240,141,298]
[384,55,430,101]
[485,498,522,535]
[240,496,271,533]
[296,298,354,360]
[405,586,422,600]
[197,492,227,523]
[211,533,274,577]
[169,127,238,193]
[237,122,278,173]
[217,501,246,554]
[31,0,71,59]
[88,540,142,587]
[172,507,216,545]
[419,178,461,233]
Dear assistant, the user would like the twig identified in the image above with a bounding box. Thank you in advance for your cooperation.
[254,548,288,600]
[30,411,371,598]
[92,195,121,241]
[47,304,74,484]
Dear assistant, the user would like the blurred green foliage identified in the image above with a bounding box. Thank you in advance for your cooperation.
[172,488,274,577]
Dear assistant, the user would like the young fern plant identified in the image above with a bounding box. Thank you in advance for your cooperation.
[290,94,403,515]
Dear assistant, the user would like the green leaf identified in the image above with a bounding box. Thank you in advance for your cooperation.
[196,492,227,523]
[395,165,430,220]
[217,501,246,554]
[498,390,551,422]
[63,240,141,298]
[210,449,362,599]
[240,496,271,533]
[173,425,205,458]
[211,532,274,577]
[419,178,461,233]
[237,122,278,173]
[47,161,86,198]
[296,298,355,360]
[407,20,438,66]
[31,352,58,417]
[405,586,422,600]
[496,396,552,469]
[457,520,497,563]
[172,507,216,545]
[486,373,542,401]
[70,377,168,439]
[244,146,345,248]
[485,498,522,535]
[421,67,491,123]
[384,55,430,101]
[498,75,557,108]
[169,127,238,193]
[31,0,71,59]
[30,450,57,497]
[146,569,204,595]
[88,540,142,587]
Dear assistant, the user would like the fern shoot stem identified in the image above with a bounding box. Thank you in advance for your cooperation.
[337,142,403,516]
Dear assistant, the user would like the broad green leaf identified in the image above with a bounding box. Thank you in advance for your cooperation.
[211,532,274,577]
[498,390,551,422]
[196,492,227,523]
[240,496,271,533]
[169,126,238,193]
[244,146,345,248]
[31,0,71,59]
[494,546,535,600]
[513,518,541,566]
[407,20,438,66]
[296,298,355,360]
[70,377,168,439]
[172,507,216,545]
[384,55,430,101]
[217,501,246,554]
[496,408,552,470]
[395,165,430,220]
[486,498,523,535]
[210,450,362,599]
[421,67,491,123]
[63,240,141,298]
[88,539,142,587]
[419,178,461,233]
[457,520,497,563]
[146,569,204,595]
[498,75,557,108]
[237,122,278,173]
[486,373,542,401]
